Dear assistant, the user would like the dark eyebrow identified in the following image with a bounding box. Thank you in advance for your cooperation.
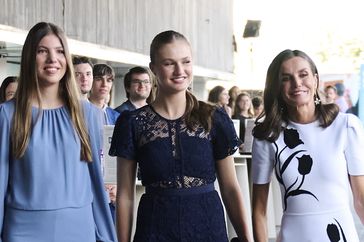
[37,45,63,49]
[281,67,309,76]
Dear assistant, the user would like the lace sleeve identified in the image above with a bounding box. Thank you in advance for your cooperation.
[108,110,136,160]
[211,107,242,160]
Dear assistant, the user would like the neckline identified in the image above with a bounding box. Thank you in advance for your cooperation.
[32,105,65,111]
[148,105,183,122]
[288,118,319,127]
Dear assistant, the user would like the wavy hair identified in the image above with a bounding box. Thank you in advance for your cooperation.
[12,22,92,161]
[253,49,339,142]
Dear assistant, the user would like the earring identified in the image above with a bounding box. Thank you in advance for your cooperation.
[314,95,321,105]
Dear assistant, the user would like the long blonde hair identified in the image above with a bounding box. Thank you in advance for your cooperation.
[12,22,92,161]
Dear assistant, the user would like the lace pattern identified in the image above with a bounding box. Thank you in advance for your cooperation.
[149,176,208,189]
[137,107,210,148]
[110,105,241,189]
[109,105,238,241]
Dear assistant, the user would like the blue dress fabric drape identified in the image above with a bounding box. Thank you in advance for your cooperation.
[0,100,117,242]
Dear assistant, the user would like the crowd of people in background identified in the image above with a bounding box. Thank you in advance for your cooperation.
[0,21,363,242]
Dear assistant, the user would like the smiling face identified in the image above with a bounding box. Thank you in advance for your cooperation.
[127,73,152,101]
[150,39,193,95]
[237,95,251,111]
[36,34,67,88]
[279,56,317,113]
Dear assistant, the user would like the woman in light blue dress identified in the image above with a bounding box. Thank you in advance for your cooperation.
[0,22,117,242]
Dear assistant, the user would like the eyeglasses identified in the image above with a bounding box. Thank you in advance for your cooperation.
[131,79,151,85]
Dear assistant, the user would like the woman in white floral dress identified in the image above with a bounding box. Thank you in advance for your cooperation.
[251,49,364,242]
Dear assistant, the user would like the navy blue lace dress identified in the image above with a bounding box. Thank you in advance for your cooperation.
[109,105,241,242]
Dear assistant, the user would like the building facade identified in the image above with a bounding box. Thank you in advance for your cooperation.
[0,0,235,104]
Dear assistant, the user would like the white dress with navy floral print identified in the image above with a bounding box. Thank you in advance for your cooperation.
[252,112,364,242]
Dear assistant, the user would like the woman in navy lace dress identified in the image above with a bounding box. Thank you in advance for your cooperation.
[109,30,252,242]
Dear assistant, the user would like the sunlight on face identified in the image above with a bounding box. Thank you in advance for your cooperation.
[279,57,317,111]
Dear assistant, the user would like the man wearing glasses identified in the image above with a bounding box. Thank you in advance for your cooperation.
[115,66,155,114]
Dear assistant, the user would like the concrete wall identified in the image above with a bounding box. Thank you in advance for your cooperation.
[0,0,234,73]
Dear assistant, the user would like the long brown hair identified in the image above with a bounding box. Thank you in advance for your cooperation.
[233,92,254,118]
[253,49,339,142]
[149,30,215,131]
[207,85,225,104]
[12,22,92,161]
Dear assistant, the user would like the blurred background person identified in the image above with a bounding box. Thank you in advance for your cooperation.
[89,63,120,223]
[335,82,349,112]
[208,85,232,117]
[115,66,154,114]
[324,85,337,104]
[0,76,18,103]
[232,92,254,142]
[89,63,119,125]
[72,56,93,100]
[252,95,264,118]
[228,85,241,112]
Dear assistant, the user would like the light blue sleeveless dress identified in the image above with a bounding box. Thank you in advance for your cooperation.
[0,100,117,242]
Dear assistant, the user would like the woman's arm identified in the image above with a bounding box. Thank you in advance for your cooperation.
[116,157,137,242]
[252,183,270,242]
[350,175,364,224]
[216,155,252,242]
